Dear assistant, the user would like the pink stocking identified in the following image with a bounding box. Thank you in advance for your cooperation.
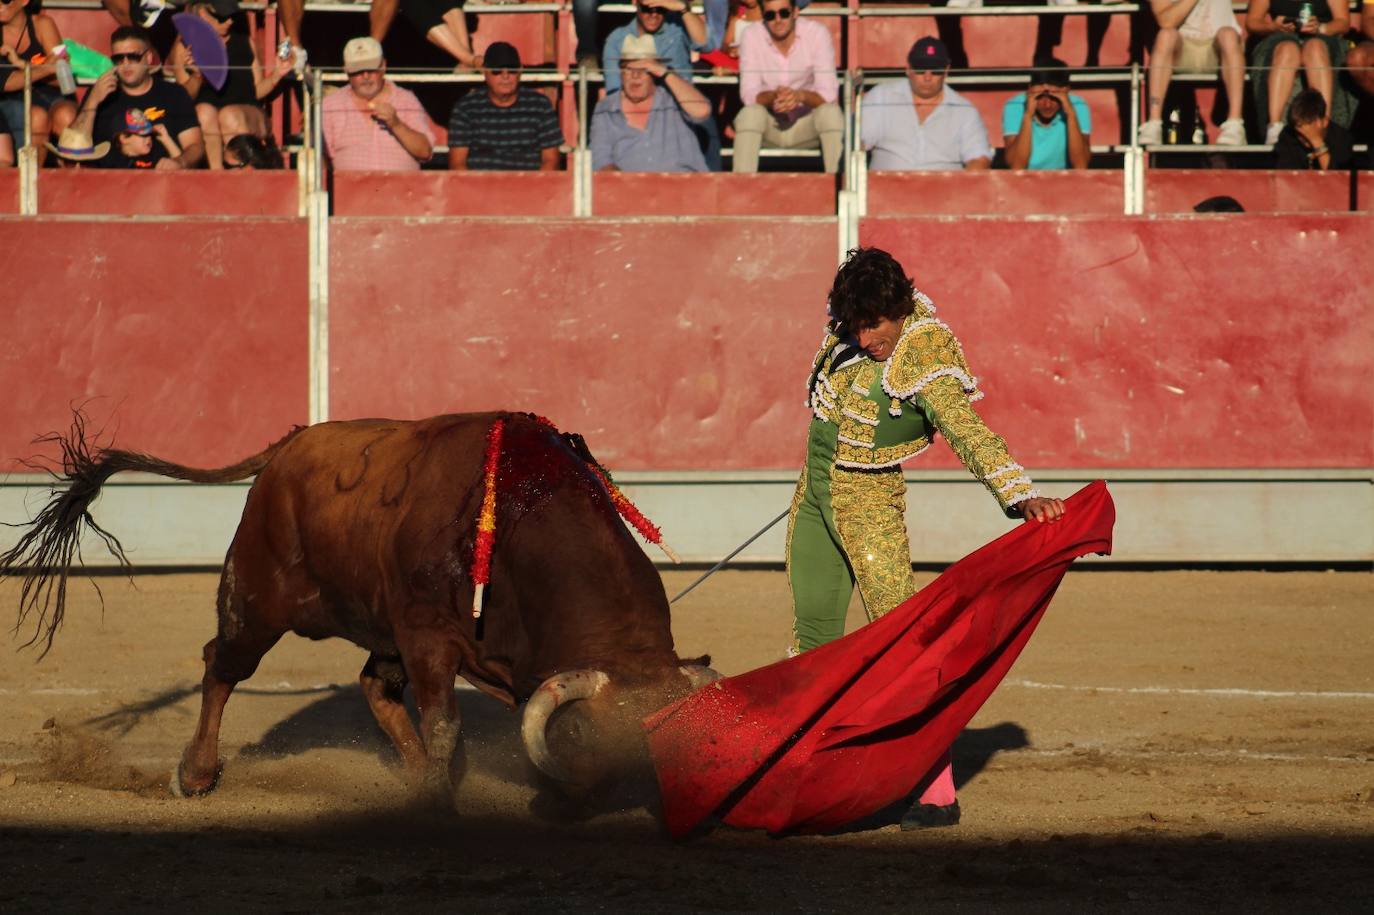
[915,752,957,807]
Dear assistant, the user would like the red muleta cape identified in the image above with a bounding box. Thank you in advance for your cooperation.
[644,480,1115,837]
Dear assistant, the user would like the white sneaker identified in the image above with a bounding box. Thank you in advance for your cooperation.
[1216,119,1246,146]
[1137,119,1163,146]
[1265,122,1283,145]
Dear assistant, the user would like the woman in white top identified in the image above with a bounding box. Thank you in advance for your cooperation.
[1137,0,1246,146]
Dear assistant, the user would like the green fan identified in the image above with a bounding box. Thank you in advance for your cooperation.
[62,39,114,81]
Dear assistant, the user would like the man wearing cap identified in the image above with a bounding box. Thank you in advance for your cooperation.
[733,0,843,173]
[1002,57,1091,170]
[860,37,992,171]
[590,32,712,172]
[447,42,563,171]
[69,25,204,169]
[323,37,433,171]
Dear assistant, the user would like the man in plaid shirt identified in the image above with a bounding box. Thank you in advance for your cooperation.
[323,37,433,171]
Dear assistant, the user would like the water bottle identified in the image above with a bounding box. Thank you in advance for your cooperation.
[1296,2,1313,29]
[1166,110,1180,145]
[53,44,77,96]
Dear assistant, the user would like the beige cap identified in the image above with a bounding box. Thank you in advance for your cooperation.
[343,36,384,74]
[619,33,663,62]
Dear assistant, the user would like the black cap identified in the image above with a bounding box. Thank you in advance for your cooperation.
[1028,56,1071,87]
[483,41,522,71]
[208,0,240,19]
[907,36,950,71]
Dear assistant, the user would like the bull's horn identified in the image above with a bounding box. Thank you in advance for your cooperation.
[521,670,610,783]
[680,665,722,690]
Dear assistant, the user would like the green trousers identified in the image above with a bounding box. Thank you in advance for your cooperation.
[785,420,916,653]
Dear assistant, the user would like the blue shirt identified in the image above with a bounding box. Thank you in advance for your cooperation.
[861,82,992,171]
[603,20,703,92]
[1000,92,1091,170]
[590,86,709,172]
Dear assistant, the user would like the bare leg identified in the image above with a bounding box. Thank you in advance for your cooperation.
[28,104,50,166]
[102,0,133,26]
[428,8,478,68]
[1146,27,1179,123]
[1268,41,1301,125]
[0,134,13,167]
[197,102,223,169]
[278,0,304,47]
[359,653,427,774]
[1216,28,1245,122]
[219,104,266,148]
[1300,37,1333,112]
[370,0,400,43]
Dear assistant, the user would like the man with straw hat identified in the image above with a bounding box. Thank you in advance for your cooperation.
[590,32,712,172]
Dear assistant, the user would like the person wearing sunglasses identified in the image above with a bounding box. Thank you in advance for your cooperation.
[322,37,433,172]
[733,0,843,173]
[68,24,205,169]
[447,41,563,171]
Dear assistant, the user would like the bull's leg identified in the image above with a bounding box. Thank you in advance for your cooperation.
[174,627,281,797]
[359,653,427,773]
[398,630,462,796]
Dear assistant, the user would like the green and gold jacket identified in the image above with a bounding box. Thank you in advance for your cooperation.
[805,292,1039,515]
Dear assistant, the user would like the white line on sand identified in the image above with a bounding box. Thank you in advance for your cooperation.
[1007,680,1374,701]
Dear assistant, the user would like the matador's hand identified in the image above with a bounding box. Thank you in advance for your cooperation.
[1018,497,1065,523]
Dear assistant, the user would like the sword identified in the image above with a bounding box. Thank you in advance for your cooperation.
[669,507,791,604]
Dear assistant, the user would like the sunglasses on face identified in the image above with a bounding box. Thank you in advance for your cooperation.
[487,68,517,76]
[111,52,145,64]
[762,7,793,21]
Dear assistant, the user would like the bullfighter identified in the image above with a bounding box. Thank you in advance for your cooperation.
[787,246,1065,829]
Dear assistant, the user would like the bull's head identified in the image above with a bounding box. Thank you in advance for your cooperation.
[521,665,721,784]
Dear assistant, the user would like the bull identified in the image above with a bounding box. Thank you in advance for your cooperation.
[2,412,718,798]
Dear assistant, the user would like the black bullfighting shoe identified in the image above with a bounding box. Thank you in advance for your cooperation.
[899,800,961,830]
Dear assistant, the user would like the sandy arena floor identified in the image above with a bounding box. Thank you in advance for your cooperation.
[1,568,1371,912]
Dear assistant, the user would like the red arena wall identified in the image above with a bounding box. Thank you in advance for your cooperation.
[3,212,1371,474]
[0,218,309,472]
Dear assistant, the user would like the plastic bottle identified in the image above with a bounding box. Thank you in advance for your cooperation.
[1166,110,1180,145]
[52,44,77,96]
[1192,121,1206,145]
[1296,2,1313,28]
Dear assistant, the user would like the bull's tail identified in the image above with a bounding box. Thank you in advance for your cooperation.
[1,411,305,657]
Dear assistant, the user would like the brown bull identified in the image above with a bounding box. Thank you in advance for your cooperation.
[2,412,717,797]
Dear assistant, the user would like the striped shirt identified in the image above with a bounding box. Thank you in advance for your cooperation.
[447,87,564,171]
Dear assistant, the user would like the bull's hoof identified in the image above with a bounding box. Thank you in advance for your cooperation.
[170,760,222,798]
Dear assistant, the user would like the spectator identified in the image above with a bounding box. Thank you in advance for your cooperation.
[604,0,719,170]
[108,106,183,167]
[590,33,711,172]
[1246,0,1351,145]
[44,125,109,168]
[167,0,288,169]
[447,41,563,171]
[0,0,79,166]
[1347,14,1374,104]
[224,132,281,168]
[277,0,476,75]
[1002,58,1090,170]
[68,25,204,169]
[860,36,992,171]
[733,0,843,173]
[1192,194,1245,212]
[699,0,764,71]
[322,37,433,172]
[1273,87,1353,168]
[1137,0,1246,146]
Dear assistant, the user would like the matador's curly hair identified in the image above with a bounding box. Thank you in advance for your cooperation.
[826,247,916,333]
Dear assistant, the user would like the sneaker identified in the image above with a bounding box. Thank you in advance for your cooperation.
[900,800,961,830]
[1137,119,1163,146]
[1265,122,1283,145]
[1216,119,1246,146]
[139,0,167,28]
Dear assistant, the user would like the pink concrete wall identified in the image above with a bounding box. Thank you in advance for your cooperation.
[39,171,300,216]
[868,170,1123,216]
[861,213,1374,469]
[1145,170,1374,215]
[0,218,309,472]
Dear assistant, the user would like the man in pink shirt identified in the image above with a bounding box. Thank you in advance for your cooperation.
[732,0,843,173]
[323,37,434,172]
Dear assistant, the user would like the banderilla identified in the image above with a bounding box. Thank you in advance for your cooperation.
[669,507,791,604]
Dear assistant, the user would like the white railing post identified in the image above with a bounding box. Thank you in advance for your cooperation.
[18,64,36,215]
[307,68,329,425]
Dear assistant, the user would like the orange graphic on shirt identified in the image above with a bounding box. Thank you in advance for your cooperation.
[144,106,166,121]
